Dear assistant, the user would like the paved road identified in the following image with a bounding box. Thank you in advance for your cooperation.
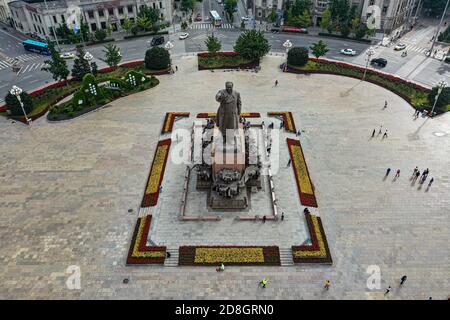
[0,22,449,103]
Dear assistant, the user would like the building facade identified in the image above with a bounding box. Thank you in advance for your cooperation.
[0,0,13,24]
[254,0,283,20]
[8,0,173,39]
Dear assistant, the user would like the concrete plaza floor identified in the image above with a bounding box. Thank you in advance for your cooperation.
[0,56,448,299]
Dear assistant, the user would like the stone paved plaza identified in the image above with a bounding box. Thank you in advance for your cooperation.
[0,56,449,299]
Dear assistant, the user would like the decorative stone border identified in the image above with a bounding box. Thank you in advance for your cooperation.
[287,138,318,208]
[267,112,297,133]
[292,212,332,264]
[196,112,261,118]
[161,112,190,134]
[126,215,166,265]
[141,139,171,207]
[178,246,281,266]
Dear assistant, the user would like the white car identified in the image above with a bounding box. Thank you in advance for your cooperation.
[59,52,75,59]
[241,16,251,21]
[179,32,189,40]
[340,48,356,56]
[394,43,407,51]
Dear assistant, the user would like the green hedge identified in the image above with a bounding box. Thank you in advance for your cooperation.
[123,31,169,39]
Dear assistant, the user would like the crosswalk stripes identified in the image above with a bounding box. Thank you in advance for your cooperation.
[0,60,11,70]
[16,62,46,75]
[189,23,234,30]
[404,44,429,54]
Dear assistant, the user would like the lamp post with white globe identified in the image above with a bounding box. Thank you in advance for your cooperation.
[363,46,375,81]
[84,51,94,72]
[164,41,174,73]
[430,79,448,118]
[282,40,293,72]
[10,85,32,126]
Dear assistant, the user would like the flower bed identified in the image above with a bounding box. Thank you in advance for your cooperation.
[196,112,261,118]
[287,58,432,111]
[126,215,166,265]
[197,52,259,70]
[287,138,318,207]
[292,212,332,264]
[161,112,190,134]
[267,112,297,133]
[178,246,280,266]
[141,139,171,207]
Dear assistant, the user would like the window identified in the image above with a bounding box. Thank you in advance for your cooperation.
[33,24,37,32]
[127,5,133,13]
[120,18,125,25]
[101,21,106,29]
[88,10,94,18]
[159,2,162,9]
[118,7,124,15]
[99,10,104,17]
[90,23,97,31]
[38,15,42,24]
[61,15,65,23]
[108,8,113,16]
[152,3,156,9]
[383,6,388,14]
[53,15,57,23]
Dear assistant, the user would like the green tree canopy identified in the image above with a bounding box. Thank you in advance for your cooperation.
[320,8,333,33]
[94,29,107,42]
[181,0,195,13]
[205,35,222,55]
[287,47,309,67]
[5,91,33,116]
[428,86,450,114]
[224,0,238,23]
[71,46,92,80]
[310,40,329,59]
[122,16,135,34]
[101,44,122,67]
[145,46,170,70]
[41,41,70,82]
[233,30,270,61]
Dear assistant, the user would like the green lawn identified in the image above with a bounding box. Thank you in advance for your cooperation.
[198,54,252,69]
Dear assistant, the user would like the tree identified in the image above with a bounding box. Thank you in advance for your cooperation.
[137,15,151,31]
[320,8,333,33]
[428,86,450,114]
[181,21,188,30]
[287,47,309,67]
[224,0,237,23]
[233,30,270,61]
[71,47,92,80]
[101,44,122,67]
[138,5,160,26]
[181,0,195,13]
[41,41,70,83]
[296,10,311,28]
[269,9,277,23]
[291,0,312,17]
[122,16,135,34]
[423,0,448,17]
[205,35,222,55]
[145,47,170,70]
[5,91,33,116]
[350,17,361,35]
[310,40,329,59]
[94,29,107,42]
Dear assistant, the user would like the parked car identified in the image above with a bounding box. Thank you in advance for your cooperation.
[340,48,356,56]
[394,43,406,51]
[59,52,75,59]
[241,16,251,21]
[179,32,189,40]
[195,14,202,21]
[149,36,165,47]
[370,58,388,67]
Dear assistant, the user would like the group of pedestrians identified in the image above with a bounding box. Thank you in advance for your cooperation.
[372,125,388,139]
[384,275,408,296]
[411,166,433,186]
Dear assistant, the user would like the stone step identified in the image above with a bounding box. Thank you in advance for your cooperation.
[279,248,294,266]
[164,248,179,267]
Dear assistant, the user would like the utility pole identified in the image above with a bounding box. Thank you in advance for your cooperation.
[429,0,449,59]
[43,0,60,51]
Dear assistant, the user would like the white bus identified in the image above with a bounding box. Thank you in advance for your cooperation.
[210,10,222,27]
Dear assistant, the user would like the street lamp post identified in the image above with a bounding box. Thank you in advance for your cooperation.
[430,79,448,117]
[282,39,292,72]
[10,85,32,126]
[429,0,449,59]
[164,41,174,73]
[363,47,375,81]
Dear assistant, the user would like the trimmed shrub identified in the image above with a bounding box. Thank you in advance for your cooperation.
[288,47,309,67]
[145,47,170,70]
[125,70,151,87]
[5,91,34,116]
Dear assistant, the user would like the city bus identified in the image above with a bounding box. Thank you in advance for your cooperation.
[22,39,51,55]
[209,10,222,27]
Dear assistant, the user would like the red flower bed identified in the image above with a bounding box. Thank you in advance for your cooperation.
[119,60,145,68]
[197,52,239,57]
[268,111,297,133]
[126,215,166,265]
[196,112,261,118]
[161,112,190,133]
[141,138,171,207]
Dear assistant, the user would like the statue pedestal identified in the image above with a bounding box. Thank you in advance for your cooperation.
[211,124,246,177]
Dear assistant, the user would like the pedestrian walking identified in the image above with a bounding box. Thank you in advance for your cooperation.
[166,251,171,258]
[428,178,434,187]
[159,185,163,193]
[400,275,407,286]
[372,129,376,137]
[280,121,284,129]
[275,80,278,86]
[260,278,268,288]
[262,215,266,223]
[395,169,400,178]
[386,168,391,176]
[175,65,178,72]
[324,280,331,290]
[385,286,392,295]
[216,263,225,272]
[412,166,418,177]
[378,125,383,135]
[281,212,285,221]
[414,170,420,181]
[267,146,271,154]
[384,101,388,109]
[287,159,291,167]
[383,130,388,139]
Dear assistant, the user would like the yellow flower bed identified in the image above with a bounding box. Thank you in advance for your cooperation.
[293,216,327,258]
[194,248,265,263]
[145,145,169,194]
[132,217,166,258]
[291,144,314,195]
[163,113,174,132]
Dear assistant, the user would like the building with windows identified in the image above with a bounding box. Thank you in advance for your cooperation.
[311,0,365,26]
[8,0,173,39]
[0,0,14,24]
[254,0,283,21]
